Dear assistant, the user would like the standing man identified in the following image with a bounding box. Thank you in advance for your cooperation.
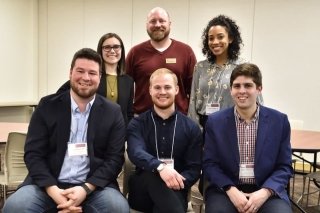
[126,7,197,115]
[127,68,202,212]
[203,63,293,213]
[3,48,129,213]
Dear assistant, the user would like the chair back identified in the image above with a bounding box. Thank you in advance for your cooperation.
[122,151,135,197]
[4,132,28,184]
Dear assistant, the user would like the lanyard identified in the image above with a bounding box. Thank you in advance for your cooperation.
[151,112,177,160]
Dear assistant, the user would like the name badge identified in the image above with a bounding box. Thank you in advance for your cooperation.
[68,142,88,156]
[166,58,176,64]
[205,103,220,115]
[239,163,254,178]
[160,158,174,169]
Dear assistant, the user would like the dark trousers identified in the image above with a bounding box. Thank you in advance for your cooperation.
[205,186,292,213]
[198,114,208,195]
[128,171,188,213]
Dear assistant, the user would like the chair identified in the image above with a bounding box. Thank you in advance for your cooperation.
[122,151,194,212]
[291,157,313,198]
[297,171,320,208]
[122,151,135,198]
[289,120,313,199]
[0,132,28,200]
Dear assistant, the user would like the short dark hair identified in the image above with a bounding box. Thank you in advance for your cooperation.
[70,48,102,73]
[202,15,243,63]
[230,63,262,87]
[96,33,126,75]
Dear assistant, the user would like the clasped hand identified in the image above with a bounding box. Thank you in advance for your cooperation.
[46,185,87,213]
[227,187,271,213]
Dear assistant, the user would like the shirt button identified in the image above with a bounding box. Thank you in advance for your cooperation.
[162,137,165,140]
[163,123,166,126]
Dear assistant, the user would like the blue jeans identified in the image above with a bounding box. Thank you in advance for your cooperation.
[205,187,292,213]
[3,184,129,213]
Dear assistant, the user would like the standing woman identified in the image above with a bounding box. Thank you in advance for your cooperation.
[58,33,134,125]
[96,33,134,125]
[188,15,246,130]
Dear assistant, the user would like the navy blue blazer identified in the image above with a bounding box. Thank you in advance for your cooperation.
[203,106,293,203]
[22,91,126,190]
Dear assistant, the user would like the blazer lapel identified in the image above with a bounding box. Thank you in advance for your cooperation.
[117,75,124,104]
[55,92,72,172]
[86,96,104,157]
[226,108,240,165]
[255,106,269,164]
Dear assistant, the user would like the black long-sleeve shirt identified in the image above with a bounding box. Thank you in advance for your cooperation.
[127,108,202,188]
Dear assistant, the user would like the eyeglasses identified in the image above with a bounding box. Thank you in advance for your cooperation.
[102,45,121,52]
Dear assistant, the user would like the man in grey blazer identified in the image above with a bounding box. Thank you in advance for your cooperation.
[3,48,129,213]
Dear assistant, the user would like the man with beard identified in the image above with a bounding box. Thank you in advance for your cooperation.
[126,7,197,115]
[126,68,202,212]
[3,48,129,213]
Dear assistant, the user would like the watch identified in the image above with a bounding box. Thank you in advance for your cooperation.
[81,183,93,195]
[157,163,165,172]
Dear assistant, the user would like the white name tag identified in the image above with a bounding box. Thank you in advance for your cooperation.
[239,163,254,178]
[205,103,220,115]
[160,158,174,170]
[68,142,88,156]
[166,58,176,64]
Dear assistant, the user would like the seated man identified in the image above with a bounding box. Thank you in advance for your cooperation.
[127,68,202,212]
[203,63,293,213]
[3,48,129,213]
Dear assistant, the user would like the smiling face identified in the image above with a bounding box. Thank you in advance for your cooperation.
[69,58,101,101]
[146,8,171,42]
[101,37,121,66]
[149,72,178,111]
[231,75,262,112]
[208,25,232,60]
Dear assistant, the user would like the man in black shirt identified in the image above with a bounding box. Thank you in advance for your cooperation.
[127,68,202,212]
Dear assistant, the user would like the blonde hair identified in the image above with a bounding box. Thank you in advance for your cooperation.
[149,68,178,86]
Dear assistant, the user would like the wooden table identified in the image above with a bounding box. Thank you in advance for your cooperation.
[0,122,29,143]
[291,129,320,172]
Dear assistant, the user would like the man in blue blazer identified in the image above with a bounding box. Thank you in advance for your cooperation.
[3,48,129,213]
[203,63,293,213]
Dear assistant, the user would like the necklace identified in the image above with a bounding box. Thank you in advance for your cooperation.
[107,75,117,97]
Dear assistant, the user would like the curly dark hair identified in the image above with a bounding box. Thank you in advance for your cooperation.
[202,15,243,63]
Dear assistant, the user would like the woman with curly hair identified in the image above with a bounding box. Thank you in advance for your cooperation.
[188,15,245,130]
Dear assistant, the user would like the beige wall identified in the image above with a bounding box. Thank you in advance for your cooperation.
[0,0,38,104]
[1,0,320,131]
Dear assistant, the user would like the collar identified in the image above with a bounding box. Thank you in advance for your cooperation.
[151,107,178,121]
[234,104,260,123]
[70,95,95,115]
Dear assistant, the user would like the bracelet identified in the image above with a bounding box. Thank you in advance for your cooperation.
[81,183,93,195]
[265,188,274,197]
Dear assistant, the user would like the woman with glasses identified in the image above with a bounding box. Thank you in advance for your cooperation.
[58,33,134,125]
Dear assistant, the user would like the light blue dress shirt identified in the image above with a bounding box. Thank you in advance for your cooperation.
[58,95,95,184]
